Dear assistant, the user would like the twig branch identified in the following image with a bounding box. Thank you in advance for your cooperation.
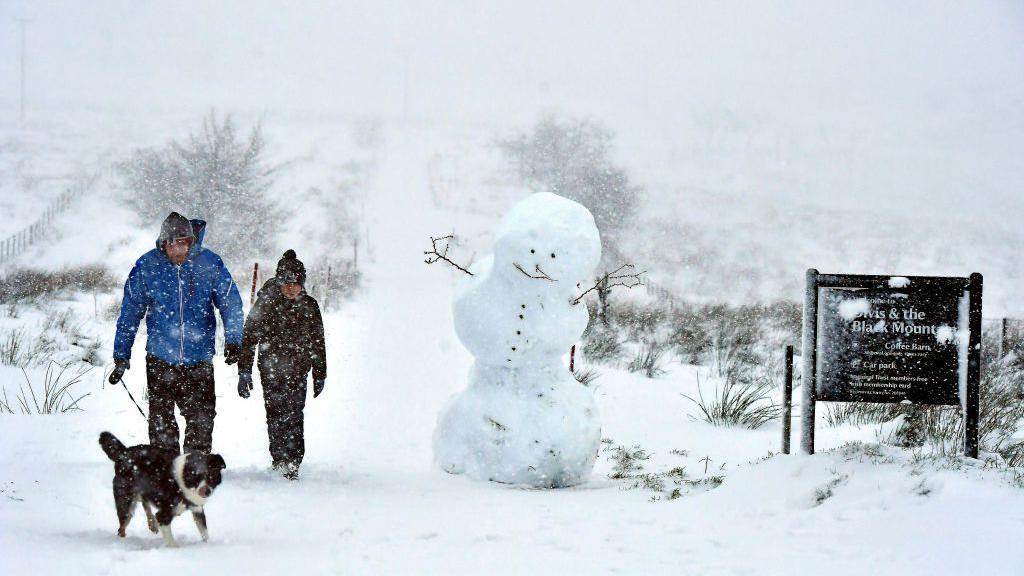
[572,264,645,305]
[424,235,473,276]
[514,262,556,282]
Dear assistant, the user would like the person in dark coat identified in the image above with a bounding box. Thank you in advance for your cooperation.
[110,212,244,454]
[237,250,327,480]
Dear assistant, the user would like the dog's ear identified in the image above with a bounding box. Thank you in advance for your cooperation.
[208,454,226,470]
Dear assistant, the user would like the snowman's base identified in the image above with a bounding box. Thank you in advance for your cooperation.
[432,364,601,489]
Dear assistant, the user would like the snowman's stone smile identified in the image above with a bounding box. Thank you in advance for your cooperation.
[514,262,556,282]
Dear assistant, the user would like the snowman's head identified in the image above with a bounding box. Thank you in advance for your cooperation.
[492,193,601,288]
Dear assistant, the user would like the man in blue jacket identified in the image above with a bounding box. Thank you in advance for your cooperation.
[109,212,244,454]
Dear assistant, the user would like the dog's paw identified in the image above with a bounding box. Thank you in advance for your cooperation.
[148,519,158,533]
[201,534,209,543]
[117,527,126,538]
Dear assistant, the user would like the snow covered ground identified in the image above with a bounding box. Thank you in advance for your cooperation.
[1,116,1023,575]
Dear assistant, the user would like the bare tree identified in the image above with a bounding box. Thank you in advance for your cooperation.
[118,112,284,267]
[499,114,642,262]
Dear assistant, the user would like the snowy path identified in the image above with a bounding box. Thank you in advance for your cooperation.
[2,122,1024,575]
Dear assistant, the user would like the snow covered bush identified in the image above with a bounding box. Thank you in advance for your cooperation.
[118,112,284,266]
[825,334,1024,465]
[0,328,24,365]
[626,340,668,378]
[0,361,91,415]
[603,441,723,502]
[682,368,782,429]
[581,319,625,365]
[572,367,601,387]
[0,327,58,368]
[0,265,116,305]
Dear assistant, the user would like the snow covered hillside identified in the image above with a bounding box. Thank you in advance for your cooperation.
[1,115,1023,575]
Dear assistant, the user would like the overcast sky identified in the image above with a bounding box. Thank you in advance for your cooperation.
[1,1,1021,216]
[1,1,1019,120]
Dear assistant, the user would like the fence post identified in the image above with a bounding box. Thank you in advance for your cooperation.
[249,263,259,307]
[782,345,794,454]
[1001,318,1009,357]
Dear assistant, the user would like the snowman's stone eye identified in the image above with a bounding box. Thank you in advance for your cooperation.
[530,249,535,254]
[550,253,556,258]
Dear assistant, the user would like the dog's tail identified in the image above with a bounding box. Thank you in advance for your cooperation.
[99,431,127,462]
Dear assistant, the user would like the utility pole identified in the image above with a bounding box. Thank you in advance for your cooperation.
[17,18,30,123]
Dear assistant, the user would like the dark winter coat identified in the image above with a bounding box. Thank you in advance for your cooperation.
[238,279,327,381]
[114,219,244,366]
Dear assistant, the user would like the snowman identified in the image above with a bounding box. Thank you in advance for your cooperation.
[432,192,602,488]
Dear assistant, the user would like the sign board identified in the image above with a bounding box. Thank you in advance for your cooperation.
[800,271,982,457]
[818,287,962,405]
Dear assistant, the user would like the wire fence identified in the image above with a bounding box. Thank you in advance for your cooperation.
[0,175,96,266]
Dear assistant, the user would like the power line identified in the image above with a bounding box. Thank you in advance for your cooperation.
[16,18,31,123]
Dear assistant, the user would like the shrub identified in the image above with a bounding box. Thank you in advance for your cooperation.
[2,361,91,415]
[682,370,782,429]
[0,265,117,304]
[627,340,668,378]
[582,323,625,365]
[572,367,601,387]
[825,348,1024,463]
[608,444,651,479]
[0,328,24,366]
[613,300,668,342]
[603,441,722,502]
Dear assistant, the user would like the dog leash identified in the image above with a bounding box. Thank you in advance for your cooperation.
[107,363,148,420]
[119,380,148,420]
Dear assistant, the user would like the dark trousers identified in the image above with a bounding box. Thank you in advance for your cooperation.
[146,355,216,454]
[259,358,308,468]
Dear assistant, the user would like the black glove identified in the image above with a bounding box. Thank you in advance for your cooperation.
[108,359,130,385]
[238,373,253,399]
[313,379,325,398]
[224,343,240,365]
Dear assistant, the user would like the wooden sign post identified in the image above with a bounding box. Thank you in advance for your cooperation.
[801,270,982,457]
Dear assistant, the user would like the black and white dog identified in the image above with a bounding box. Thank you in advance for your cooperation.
[99,432,226,547]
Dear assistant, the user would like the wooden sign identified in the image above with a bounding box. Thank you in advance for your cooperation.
[800,271,982,457]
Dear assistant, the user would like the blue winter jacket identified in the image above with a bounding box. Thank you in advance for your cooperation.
[113,219,244,366]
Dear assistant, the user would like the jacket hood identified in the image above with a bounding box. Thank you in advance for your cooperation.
[189,219,207,254]
[153,215,207,258]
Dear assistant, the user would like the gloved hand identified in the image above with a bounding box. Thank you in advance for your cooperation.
[224,343,240,365]
[108,358,130,385]
[313,379,325,398]
[238,373,253,399]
